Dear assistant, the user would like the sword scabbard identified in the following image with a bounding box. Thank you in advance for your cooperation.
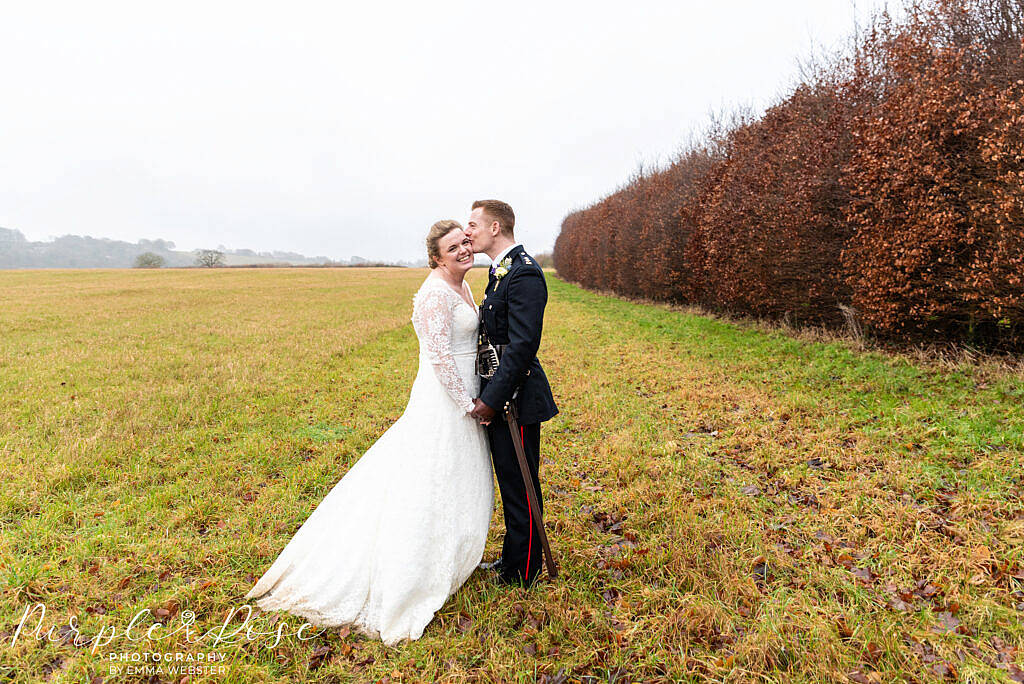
[504,399,558,580]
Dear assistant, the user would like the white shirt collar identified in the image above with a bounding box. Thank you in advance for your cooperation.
[491,242,521,269]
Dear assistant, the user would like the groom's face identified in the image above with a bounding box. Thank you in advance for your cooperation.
[465,208,498,254]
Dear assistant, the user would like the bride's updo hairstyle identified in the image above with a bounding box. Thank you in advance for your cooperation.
[426,219,464,269]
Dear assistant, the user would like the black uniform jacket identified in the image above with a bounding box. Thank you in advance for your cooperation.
[478,245,558,424]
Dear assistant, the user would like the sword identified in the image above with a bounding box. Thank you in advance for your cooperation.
[504,390,558,580]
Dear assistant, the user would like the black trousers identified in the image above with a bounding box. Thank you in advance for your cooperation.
[486,418,543,585]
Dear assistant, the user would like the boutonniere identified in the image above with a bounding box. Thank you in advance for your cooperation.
[493,256,513,282]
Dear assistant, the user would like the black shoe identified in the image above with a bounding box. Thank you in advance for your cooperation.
[478,556,504,572]
[493,573,521,587]
[496,568,541,588]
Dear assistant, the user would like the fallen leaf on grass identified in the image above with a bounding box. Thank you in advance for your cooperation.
[39,656,65,679]
[932,611,967,634]
[788,491,820,508]
[836,617,853,640]
[608,666,631,683]
[57,625,80,647]
[458,613,473,633]
[864,642,883,663]
[308,645,331,670]
[596,555,632,577]
[851,567,875,584]
[930,661,958,679]
[915,579,942,599]
[714,654,735,668]
[887,596,912,612]
[751,557,768,585]
[538,667,569,684]
[590,509,626,534]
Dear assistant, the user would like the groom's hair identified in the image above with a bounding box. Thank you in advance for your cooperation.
[472,199,515,237]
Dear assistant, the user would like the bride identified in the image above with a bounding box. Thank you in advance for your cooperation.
[245,220,494,645]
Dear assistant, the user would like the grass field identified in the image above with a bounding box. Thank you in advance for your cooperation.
[1,267,1023,683]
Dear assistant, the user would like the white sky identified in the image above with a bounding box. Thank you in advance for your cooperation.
[0,0,893,262]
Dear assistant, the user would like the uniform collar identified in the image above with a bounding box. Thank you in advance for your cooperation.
[490,242,522,269]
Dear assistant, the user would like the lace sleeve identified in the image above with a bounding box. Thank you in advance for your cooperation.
[412,285,475,414]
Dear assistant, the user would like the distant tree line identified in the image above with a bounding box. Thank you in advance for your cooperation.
[0,228,196,268]
[0,227,422,269]
[554,0,1024,351]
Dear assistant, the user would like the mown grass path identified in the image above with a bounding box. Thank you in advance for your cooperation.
[1,268,1022,682]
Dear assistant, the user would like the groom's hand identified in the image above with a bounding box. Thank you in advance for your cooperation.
[471,398,496,424]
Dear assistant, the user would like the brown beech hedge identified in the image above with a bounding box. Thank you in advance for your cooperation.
[553,0,1024,349]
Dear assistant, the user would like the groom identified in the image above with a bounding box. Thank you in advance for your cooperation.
[465,199,558,587]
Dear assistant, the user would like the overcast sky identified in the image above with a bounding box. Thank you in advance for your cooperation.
[0,0,893,262]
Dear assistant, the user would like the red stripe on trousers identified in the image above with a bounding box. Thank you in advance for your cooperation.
[523,424,532,582]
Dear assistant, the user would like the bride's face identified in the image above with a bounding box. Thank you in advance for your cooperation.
[435,229,474,275]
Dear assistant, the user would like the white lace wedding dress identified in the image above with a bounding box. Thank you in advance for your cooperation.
[245,274,494,645]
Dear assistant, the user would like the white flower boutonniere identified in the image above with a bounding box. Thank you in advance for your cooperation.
[493,256,513,282]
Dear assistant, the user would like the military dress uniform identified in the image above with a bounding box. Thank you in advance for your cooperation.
[478,244,558,585]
